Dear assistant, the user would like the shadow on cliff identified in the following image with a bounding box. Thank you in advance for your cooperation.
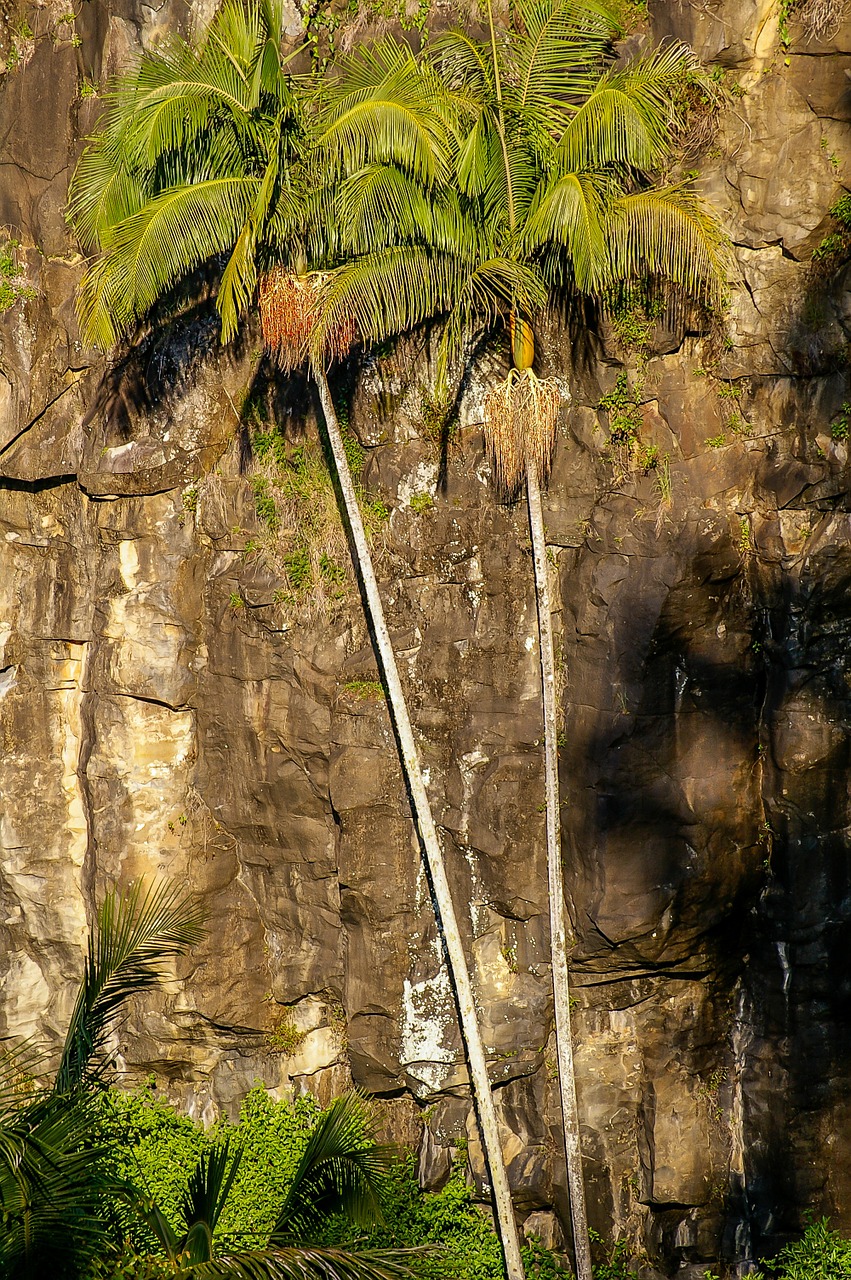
[81,287,253,442]
[561,530,851,1265]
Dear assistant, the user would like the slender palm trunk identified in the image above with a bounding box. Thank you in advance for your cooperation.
[313,366,525,1280]
[525,457,592,1280]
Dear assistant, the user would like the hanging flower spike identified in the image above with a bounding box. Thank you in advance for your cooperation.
[484,369,561,497]
[259,268,356,371]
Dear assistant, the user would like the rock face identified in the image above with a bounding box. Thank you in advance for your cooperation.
[1,0,850,1272]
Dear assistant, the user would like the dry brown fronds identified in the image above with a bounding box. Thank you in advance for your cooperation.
[483,369,561,496]
[798,0,849,38]
[258,269,356,371]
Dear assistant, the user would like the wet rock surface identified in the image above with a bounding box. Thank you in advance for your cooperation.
[1,0,851,1271]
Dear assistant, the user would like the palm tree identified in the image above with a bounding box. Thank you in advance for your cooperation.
[307,10,727,1278]
[0,881,205,1278]
[68,12,526,1279]
[126,1092,413,1280]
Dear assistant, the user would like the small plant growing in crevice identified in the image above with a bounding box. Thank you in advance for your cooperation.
[599,371,655,484]
[737,519,753,559]
[780,0,849,46]
[409,491,434,514]
[340,677,385,701]
[813,195,851,273]
[831,401,851,441]
[419,384,459,451]
[265,1015,307,1056]
[0,238,36,314]
[233,401,389,623]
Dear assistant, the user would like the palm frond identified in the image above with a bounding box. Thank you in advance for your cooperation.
[508,0,617,127]
[431,28,495,104]
[522,170,610,291]
[76,176,259,346]
[317,41,450,186]
[556,40,696,172]
[192,1245,416,1280]
[67,141,150,253]
[603,184,728,309]
[335,164,490,260]
[55,881,205,1093]
[182,1139,245,1253]
[0,1089,119,1274]
[271,1094,391,1244]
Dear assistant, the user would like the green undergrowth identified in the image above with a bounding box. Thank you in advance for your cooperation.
[758,1219,851,1280]
[91,1082,589,1280]
[95,1084,322,1244]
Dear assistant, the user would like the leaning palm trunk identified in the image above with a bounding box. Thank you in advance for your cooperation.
[313,367,525,1280]
[485,357,591,1280]
[525,458,592,1280]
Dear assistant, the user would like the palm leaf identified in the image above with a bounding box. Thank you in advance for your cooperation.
[522,169,611,291]
[602,184,728,309]
[556,41,696,172]
[0,1089,121,1275]
[54,881,205,1093]
[181,1138,245,1256]
[192,1245,416,1280]
[316,41,450,187]
[76,176,259,346]
[508,0,617,128]
[270,1094,391,1244]
[67,141,150,253]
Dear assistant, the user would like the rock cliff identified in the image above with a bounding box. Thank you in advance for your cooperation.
[1,0,850,1271]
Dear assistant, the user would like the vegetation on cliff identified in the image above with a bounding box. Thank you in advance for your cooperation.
[0,887,408,1280]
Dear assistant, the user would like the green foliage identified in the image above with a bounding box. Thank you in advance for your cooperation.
[813,195,851,270]
[419,387,458,449]
[0,239,36,315]
[88,1095,591,1280]
[599,373,643,444]
[95,1083,322,1244]
[4,18,33,71]
[245,410,386,619]
[351,1156,506,1280]
[304,0,430,71]
[779,0,796,48]
[759,1219,851,1280]
[588,1232,634,1280]
[341,678,385,700]
[265,1018,308,1056]
[409,491,434,514]
[0,884,203,1278]
[705,432,727,448]
[607,0,648,31]
[831,402,851,441]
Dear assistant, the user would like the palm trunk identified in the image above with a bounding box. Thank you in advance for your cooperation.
[525,456,592,1280]
[314,366,525,1280]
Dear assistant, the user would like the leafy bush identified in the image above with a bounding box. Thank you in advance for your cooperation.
[95,1082,321,1244]
[760,1220,851,1280]
[91,1084,587,1280]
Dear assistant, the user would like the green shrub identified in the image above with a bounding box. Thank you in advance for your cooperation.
[761,1219,851,1280]
[831,402,851,441]
[92,1084,631,1280]
[95,1083,321,1245]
